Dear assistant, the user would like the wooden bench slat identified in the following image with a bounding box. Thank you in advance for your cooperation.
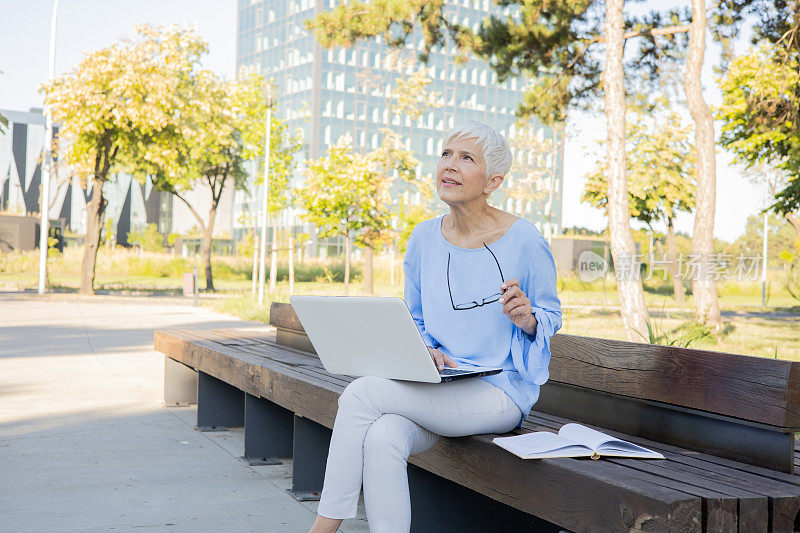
[207,331,355,388]
[530,410,800,488]
[549,334,800,429]
[518,417,772,531]
[409,430,703,532]
[176,329,354,391]
[526,411,800,531]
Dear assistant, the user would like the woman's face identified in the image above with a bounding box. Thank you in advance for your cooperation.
[435,136,498,205]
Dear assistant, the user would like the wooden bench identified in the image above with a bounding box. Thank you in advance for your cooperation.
[155,302,800,532]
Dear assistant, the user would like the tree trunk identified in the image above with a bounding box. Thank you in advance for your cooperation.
[685,0,722,333]
[604,0,650,342]
[344,232,351,296]
[666,217,686,304]
[785,212,800,241]
[201,207,216,292]
[365,246,374,295]
[79,177,107,296]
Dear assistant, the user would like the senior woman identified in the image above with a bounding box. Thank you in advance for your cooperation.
[309,121,562,533]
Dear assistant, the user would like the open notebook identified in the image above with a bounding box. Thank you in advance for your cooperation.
[492,423,666,460]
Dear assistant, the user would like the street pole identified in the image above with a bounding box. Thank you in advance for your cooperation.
[38,0,59,295]
[251,223,259,298]
[762,212,768,307]
[257,91,274,307]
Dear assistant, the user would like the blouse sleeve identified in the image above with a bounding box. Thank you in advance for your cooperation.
[510,234,562,385]
[403,226,440,349]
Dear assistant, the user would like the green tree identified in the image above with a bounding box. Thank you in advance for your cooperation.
[135,69,296,292]
[42,25,204,295]
[127,223,166,252]
[357,128,429,294]
[584,109,696,303]
[731,213,799,266]
[718,43,800,241]
[296,134,391,295]
[396,199,436,254]
[506,125,553,237]
[344,56,440,294]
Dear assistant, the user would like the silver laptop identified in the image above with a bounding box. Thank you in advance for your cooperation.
[289,295,503,383]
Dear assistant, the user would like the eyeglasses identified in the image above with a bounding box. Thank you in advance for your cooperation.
[447,242,505,311]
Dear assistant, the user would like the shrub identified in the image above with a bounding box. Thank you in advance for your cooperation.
[127,224,165,252]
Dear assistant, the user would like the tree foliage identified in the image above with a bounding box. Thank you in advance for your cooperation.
[129,62,300,291]
[718,43,800,216]
[42,24,206,295]
[583,108,695,229]
[305,0,606,125]
[297,134,393,243]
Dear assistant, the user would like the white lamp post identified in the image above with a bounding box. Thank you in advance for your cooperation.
[38,0,60,295]
[257,84,278,306]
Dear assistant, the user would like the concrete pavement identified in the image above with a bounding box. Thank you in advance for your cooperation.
[0,292,369,532]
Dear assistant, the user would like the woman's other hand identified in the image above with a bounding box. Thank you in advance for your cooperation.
[499,279,538,336]
[427,346,459,371]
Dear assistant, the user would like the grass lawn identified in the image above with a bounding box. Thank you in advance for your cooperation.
[201,278,799,361]
[3,263,798,361]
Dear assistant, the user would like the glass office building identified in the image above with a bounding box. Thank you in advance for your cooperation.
[235,0,564,257]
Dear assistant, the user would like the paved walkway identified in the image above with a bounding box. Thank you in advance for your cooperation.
[0,292,368,532]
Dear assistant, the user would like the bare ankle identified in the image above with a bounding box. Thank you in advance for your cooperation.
[309,514,343,533]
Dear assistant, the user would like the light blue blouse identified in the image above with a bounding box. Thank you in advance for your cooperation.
[403,215,563,429]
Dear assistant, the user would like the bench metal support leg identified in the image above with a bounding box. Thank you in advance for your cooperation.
[287,415,332,502]
[196,371,244,432]
[164,357,197,406]
[408,464,564,533]
[241,393,294,466]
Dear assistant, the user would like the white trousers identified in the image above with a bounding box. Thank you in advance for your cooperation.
[316,375,523,532]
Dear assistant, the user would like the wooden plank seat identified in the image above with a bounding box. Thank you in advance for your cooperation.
[154,302,800,532]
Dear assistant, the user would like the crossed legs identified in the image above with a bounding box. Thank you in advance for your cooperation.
[310,375,522,533]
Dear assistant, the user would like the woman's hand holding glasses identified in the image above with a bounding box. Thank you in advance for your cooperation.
[427,346,459,371]
[499,279,538,336]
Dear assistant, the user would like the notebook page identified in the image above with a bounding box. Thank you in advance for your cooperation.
[493,431,591,458]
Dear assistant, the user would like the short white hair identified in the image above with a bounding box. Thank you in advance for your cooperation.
[443,121,513,179]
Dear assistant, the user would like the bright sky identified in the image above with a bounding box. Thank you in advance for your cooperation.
[0,0,767,243]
